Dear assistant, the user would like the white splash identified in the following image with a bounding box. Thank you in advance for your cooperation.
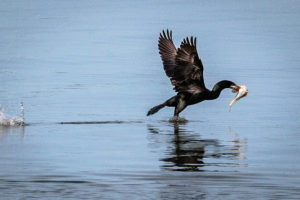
[0,103,24,126]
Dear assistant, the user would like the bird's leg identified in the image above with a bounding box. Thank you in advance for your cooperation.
[173,96,187,119]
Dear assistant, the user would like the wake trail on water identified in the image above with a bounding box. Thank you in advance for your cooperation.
[0,103,24,126]
[58,120,144,125]
[0,102,201,127]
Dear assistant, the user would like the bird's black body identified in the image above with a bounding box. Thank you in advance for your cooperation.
[147,30,236,118]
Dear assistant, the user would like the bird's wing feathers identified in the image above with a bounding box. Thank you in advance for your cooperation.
[158,30,206,94]
[173,37,205,94]
[176,37,203,72]
[158,30,177,77]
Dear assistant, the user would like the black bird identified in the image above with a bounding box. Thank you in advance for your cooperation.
[147,30,247,118]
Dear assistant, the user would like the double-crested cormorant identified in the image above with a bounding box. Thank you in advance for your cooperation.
[147,30,248,118]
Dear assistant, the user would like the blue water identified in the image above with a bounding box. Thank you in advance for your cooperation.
[1,0,300,199]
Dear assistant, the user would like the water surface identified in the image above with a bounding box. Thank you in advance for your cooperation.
[1,0,300,199]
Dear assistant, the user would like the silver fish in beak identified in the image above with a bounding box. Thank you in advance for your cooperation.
[229,85,248,111]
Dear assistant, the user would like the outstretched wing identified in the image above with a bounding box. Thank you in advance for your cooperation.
[158,30,206,94]
[172,36,206,94]
[158,30,177,77]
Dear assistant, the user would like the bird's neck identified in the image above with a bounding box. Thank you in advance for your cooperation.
[208,80,235,100]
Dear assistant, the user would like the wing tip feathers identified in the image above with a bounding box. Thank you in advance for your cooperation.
[160,29,173,41]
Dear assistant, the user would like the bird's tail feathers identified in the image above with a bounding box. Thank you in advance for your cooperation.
[147,104,165,116]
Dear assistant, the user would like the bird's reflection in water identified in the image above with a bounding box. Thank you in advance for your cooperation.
[147,121,247,171]
[161,122,206,171]
[229,127,248,160]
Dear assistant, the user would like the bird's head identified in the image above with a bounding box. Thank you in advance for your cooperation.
[229,84,248,111]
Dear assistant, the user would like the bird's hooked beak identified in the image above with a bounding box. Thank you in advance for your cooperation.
[229,84,248,111]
